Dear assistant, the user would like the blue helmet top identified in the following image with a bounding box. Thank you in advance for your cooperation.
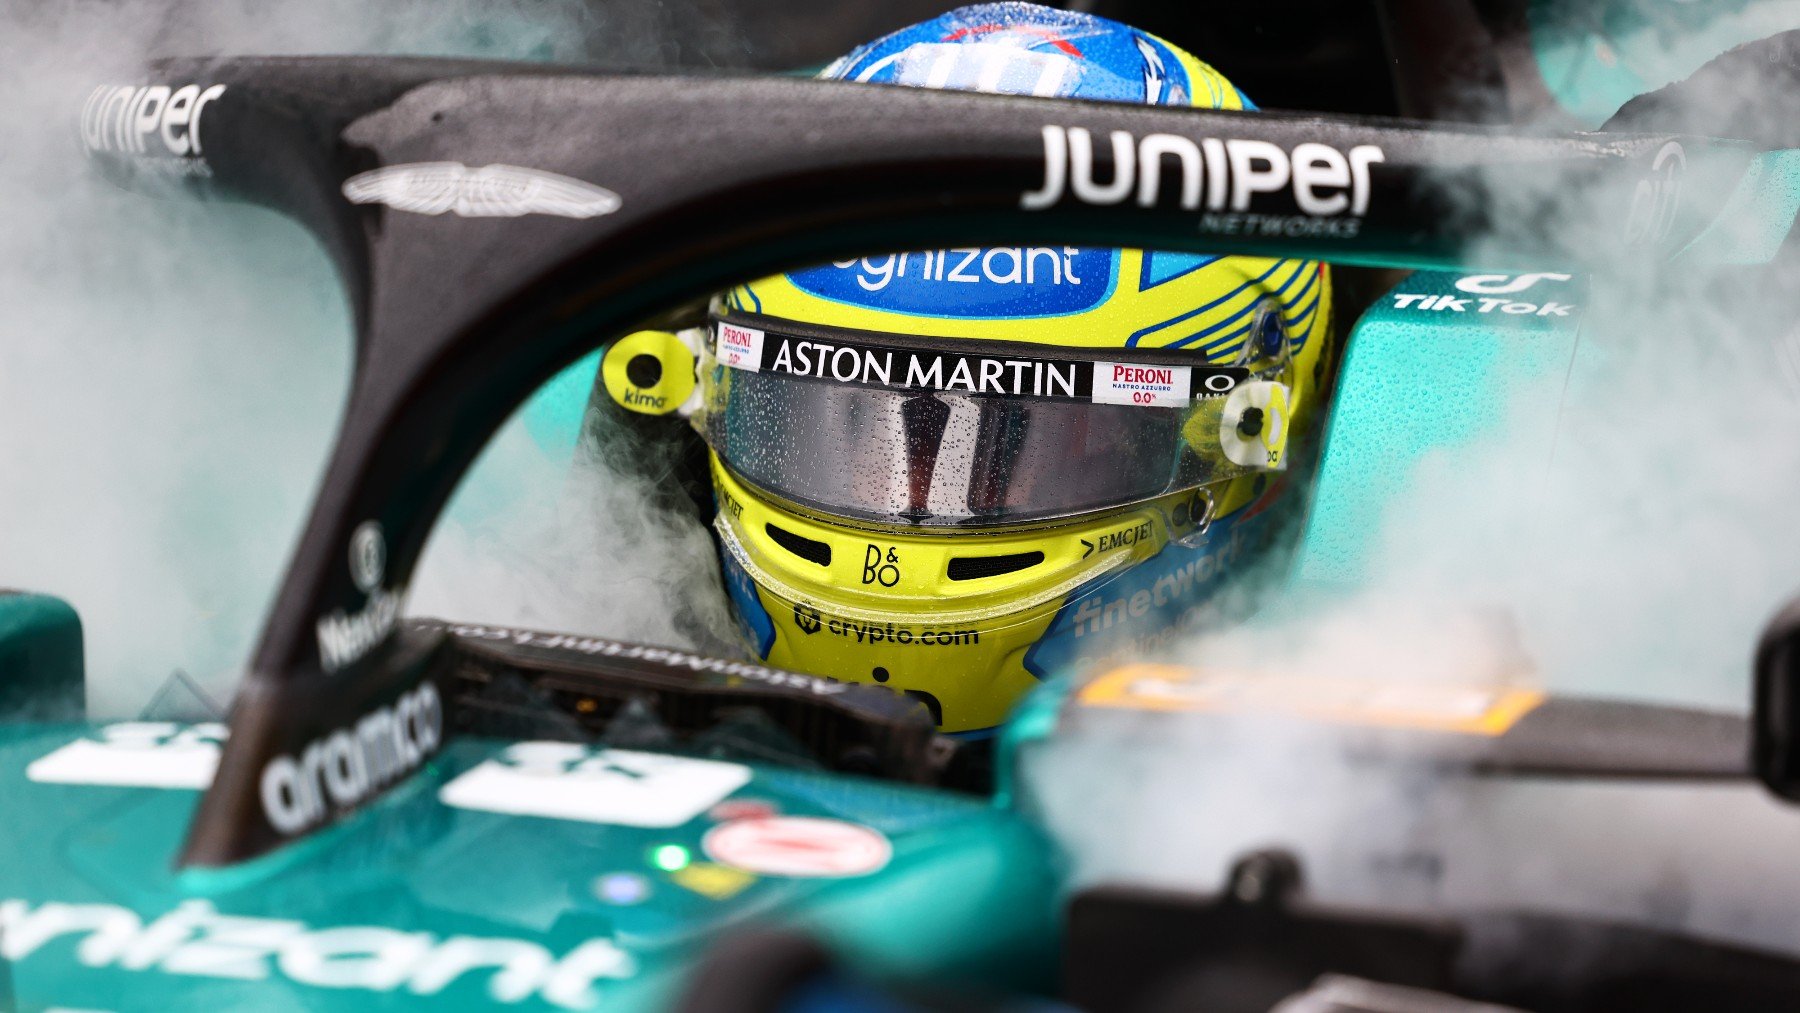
[820,2,1254,109]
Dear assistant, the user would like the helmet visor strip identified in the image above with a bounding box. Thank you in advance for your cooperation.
[700,318,1252,528]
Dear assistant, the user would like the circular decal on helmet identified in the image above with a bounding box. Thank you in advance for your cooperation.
[1220,381,1291,470]
[702,816,892,878]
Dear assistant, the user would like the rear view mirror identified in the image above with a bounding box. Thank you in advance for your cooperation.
[0,591,84,717]
[1753,595,1800,800]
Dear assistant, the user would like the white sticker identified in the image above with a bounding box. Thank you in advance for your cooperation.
[439,743,751,828]
[703,816,892,878]
[1090,361,1192,407]
[27,723,225,790]
[1220,380,1291,469]
[715,323,765,371]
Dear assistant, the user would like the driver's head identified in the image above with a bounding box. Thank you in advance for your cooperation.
[693,3,1335,732]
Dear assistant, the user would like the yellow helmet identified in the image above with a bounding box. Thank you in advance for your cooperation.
[682,5,1333,732]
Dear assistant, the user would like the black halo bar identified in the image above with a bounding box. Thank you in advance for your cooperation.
[81,58,1780,867]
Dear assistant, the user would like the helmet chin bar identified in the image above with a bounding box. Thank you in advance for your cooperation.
[84,57,1771,866]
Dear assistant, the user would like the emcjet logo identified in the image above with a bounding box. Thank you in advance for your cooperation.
[0,898,634,1009]
[260,681,443,836]
[1022,125,1385,238]
[787,246,1115,317]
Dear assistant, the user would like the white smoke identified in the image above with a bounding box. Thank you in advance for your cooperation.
[0,0,730,718]
[1021,11,1800,969]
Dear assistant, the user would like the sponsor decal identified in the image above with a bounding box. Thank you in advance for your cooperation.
[0,898,634,1009]
[715,323,1243,403]
[1094,520,1152,554]
[807,611,980,647]
[714,322,764,371]
[27,723,225,790]
[439,743,751,828]
[785,246,1115,317]
[1027,515,1263,677]
[259,681,443,836]
[1452,272,1573,295]
[348,520,386,594]
[1022,125,1385,238]
[1092,361,1192,407]
[1389,293,1575,317]
[1625,140,1684,245]
[81,83,225,175]
[341,162,621,219]
[442,623,845,696]
[861,545,902,587]
[1066,525,1249,641]
[703,816,892,878]
[316,522,405,673]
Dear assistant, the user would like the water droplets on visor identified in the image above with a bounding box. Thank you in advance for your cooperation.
[701,319,1253,528]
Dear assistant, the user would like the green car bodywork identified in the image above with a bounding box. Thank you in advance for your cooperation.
[0,269,1582,1011]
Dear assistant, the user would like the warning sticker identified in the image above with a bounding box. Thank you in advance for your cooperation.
[715,322,765,371]
[440,743,752,827]
[27,723,225,790]
[1090,362,1193,407]
[703,816,892,878]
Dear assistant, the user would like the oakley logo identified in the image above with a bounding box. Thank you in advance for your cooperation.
[342,163,621,219]
[1022,126,1383,217]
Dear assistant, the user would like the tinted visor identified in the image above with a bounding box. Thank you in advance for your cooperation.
[699,318,1251,528]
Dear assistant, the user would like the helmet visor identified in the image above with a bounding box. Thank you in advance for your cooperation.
[698,317,1257,528]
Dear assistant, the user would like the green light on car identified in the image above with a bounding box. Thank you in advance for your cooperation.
[650,844,691,872]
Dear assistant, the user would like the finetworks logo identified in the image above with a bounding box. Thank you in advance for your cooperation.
[1022,125,1385,238]
[260,681,443,836]
[0,898,634,1008]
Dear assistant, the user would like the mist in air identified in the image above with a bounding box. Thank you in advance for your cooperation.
[1022,21,1800,962]
[0,0,731,718]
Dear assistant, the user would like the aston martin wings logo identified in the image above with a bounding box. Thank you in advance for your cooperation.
[341,162,622,219]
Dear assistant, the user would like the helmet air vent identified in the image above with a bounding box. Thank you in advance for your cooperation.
[765,523,832,567]
[946,551,1045,581]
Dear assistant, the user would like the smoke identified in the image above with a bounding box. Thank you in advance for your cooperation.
[0,0,732,718]
[1020,16,1800,972]
[408,395,739,660]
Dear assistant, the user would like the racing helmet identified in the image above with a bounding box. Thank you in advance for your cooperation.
[628,4,1334,733]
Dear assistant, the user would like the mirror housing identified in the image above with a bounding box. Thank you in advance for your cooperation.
[1753,595,1800,800]
[0,590,84,718]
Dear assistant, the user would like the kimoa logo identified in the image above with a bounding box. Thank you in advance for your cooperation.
[260,681,443,836]
[1022,125,1384,218]
[0,897,634,1009]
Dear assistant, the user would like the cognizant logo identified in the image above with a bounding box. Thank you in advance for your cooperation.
[0,898,634,1009]
[260,681,443,836]
[787,246,1116,317]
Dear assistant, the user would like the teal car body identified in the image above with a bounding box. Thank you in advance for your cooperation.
[13,14,1800,1007]
[0,266,1587,1010]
